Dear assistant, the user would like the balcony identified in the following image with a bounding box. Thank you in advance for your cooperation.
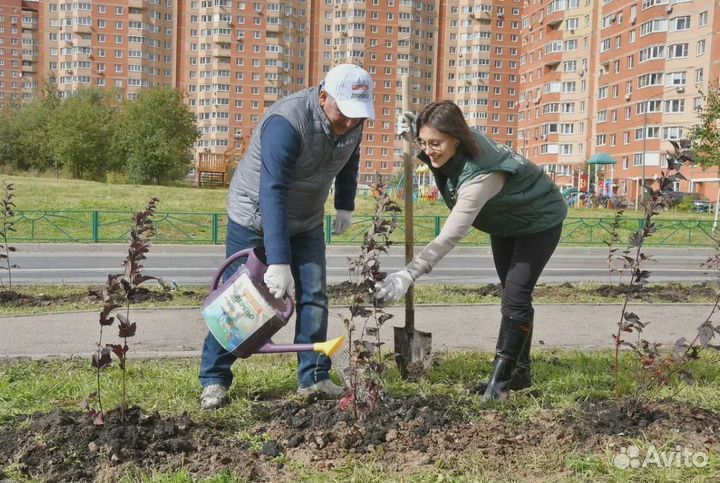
[128,0,145,8]
[265,49,281,60]
[22,63,37,73]
[72,23,92,34]
[211,32,232,44]
[545,1,564,27]
[264,91,281,103]
[212,47,231,58]
[21,19,37,30]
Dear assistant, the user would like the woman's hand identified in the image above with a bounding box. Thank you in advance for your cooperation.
[374,270,414,303]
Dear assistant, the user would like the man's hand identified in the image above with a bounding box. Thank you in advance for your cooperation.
[264,264,295,299]
[333,210,353,235]
[374,270,414,303]
[395,112,417,142]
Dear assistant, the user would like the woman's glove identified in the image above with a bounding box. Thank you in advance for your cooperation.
[374,269,414,303]
[264,264,295,299]
[395,112,417,142]
[333,209,353,235]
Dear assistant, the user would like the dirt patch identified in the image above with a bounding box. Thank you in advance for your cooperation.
[0,289,57,308]
[86,286,178,304]
[1,397,718,482]
[327,282,718,304]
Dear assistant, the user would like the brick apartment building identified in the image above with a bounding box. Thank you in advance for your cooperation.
[0,0,718,202]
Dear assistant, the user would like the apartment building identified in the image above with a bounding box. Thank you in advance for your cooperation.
[518,0,598,191]
[592,0,719,202]
[1,0,718,203]
[42,0,176,99]
[0,0,38,104]
[177,0,308,159]
[515,0,719,202]
[438,1,521,150]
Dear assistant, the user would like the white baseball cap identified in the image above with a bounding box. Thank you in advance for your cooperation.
[322,64,375,120]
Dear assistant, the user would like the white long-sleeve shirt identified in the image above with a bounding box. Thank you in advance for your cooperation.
[405,171,507,280]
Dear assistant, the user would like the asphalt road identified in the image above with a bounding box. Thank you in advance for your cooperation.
[6,243,716,286]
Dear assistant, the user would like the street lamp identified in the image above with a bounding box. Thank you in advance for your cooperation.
[636,85,685,210]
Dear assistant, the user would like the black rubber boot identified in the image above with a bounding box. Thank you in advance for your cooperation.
[508,324,532,390]
[482,316,532,402]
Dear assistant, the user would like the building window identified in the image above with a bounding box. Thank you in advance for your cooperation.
[699,11,708,27]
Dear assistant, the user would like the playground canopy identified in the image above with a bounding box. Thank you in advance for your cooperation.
[587,152,616,165]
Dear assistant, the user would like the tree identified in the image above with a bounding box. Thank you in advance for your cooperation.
[688,79,720,230]
[0,102,28,170]
[12,79,62,174]
[46,89,119,181]
[114,88,199,185]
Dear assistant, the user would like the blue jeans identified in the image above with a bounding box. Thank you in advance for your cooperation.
[199,219,331,389]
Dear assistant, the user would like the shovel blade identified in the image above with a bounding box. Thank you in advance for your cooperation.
[394,327,432,380]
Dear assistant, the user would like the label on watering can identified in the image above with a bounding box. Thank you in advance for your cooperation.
[202,269,276,353]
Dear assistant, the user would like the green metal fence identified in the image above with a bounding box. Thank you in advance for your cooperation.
[7,210,718,247]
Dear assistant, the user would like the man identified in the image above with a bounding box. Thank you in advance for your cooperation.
[199,64,375,410]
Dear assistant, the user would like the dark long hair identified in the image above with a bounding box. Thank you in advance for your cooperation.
[415,100,482,159]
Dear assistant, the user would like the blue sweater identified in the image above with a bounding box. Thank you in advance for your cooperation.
[259,115,360,264]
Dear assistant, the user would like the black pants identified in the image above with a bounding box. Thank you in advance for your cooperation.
[490,225,563,321]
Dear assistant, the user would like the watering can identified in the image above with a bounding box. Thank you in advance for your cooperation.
[202,247,344,359]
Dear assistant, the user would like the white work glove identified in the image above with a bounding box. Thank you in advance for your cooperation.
[264,264,295,299]
[333,209,353,235]
[374,269,414,303]
[395,112,417,142]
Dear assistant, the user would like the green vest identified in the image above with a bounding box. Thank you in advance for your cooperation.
[423,130,567,237]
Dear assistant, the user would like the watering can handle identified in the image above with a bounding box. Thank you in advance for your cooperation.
[209,248,255,290]
[209,248,295,321]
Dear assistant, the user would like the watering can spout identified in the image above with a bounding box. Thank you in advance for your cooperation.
[313,336,345,357]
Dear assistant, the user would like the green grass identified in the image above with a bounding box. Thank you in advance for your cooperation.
[1,350,719,482]
[1,281,717,316]
[2,173,716,219]
[2,174,717,245]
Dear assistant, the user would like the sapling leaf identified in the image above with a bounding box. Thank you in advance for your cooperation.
[350,305,373,317]
[118,320,137,338]
[621,341,637,350]
[91,346,112,368]
[132,274,157,286]
[697,322,715,346]
[377,313,394,324]
[624,312,640,323]
[108,343,127,358]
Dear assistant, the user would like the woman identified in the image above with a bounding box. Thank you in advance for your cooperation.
[375,100,567,401]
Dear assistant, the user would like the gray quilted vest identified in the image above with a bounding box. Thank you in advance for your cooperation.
[227,86,362,236]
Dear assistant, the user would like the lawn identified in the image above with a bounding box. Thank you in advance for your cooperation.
[2,174,717,246]
[0,350,718,482]
[1,174,715,220]
[1,281,719,316]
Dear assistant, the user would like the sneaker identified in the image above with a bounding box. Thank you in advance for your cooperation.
[200,384,228,410]
[297,379,345,400]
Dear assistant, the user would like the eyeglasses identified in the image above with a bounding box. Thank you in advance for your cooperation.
[413,136,450,153]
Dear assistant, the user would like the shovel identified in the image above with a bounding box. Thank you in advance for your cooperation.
[394,74,432,379]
